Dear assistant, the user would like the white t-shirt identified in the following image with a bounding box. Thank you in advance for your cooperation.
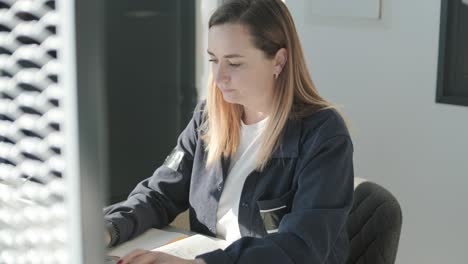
[215,117,268,243]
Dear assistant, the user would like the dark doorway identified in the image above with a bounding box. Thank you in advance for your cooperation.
[104,0,197,204]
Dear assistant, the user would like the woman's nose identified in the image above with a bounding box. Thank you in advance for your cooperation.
[214,64,230,85]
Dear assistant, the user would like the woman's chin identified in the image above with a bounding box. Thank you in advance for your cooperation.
[221,94,239,104]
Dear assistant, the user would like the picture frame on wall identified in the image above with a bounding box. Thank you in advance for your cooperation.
[436,0,468,107]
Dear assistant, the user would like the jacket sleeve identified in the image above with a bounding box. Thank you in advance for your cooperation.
[104,101,205,246]
[197,133,354,264]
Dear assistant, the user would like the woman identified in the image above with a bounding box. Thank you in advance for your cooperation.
[105,0,354,263]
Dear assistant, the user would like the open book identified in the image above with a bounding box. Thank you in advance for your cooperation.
[108,227,230,260]
[153,234,230,259]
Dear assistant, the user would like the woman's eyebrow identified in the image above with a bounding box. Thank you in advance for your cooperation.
[207,50,244,58]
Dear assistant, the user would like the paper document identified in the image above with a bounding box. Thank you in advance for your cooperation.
[153,234,230,259]
[108,228,190,257]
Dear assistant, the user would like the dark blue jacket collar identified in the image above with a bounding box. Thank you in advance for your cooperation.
[271,117,301,158]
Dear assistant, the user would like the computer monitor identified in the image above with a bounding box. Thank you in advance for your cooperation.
[0,0,108,263]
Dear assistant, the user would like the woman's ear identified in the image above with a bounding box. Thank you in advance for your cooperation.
[273,48,288,75]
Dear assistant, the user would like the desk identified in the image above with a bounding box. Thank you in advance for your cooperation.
[108,226,229,259]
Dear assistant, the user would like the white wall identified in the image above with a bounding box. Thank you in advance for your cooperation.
[288,0,468,263]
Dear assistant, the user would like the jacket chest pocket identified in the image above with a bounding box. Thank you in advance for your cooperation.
[256,190,294,234]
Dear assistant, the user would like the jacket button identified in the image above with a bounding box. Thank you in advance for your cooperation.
[217,185,222,191]
[241,202,249,208]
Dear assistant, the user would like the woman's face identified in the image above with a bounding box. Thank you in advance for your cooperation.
[208,23,277,111]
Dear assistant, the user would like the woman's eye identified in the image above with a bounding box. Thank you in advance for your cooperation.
[229,63,241,67]
[209,59,218,63]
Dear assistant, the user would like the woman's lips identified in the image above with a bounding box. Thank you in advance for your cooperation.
[220,88,235,93]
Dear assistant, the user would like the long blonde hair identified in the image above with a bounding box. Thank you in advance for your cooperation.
[202,0,350,170]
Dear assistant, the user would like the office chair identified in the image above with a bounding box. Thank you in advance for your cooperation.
[347,179,403,264]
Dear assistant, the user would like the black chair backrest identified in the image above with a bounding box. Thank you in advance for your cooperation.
[347,181,402,264]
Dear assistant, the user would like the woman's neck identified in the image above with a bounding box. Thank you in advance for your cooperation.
[242,106,270,125]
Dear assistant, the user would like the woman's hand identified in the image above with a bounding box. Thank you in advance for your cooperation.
[117,249,206,264]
